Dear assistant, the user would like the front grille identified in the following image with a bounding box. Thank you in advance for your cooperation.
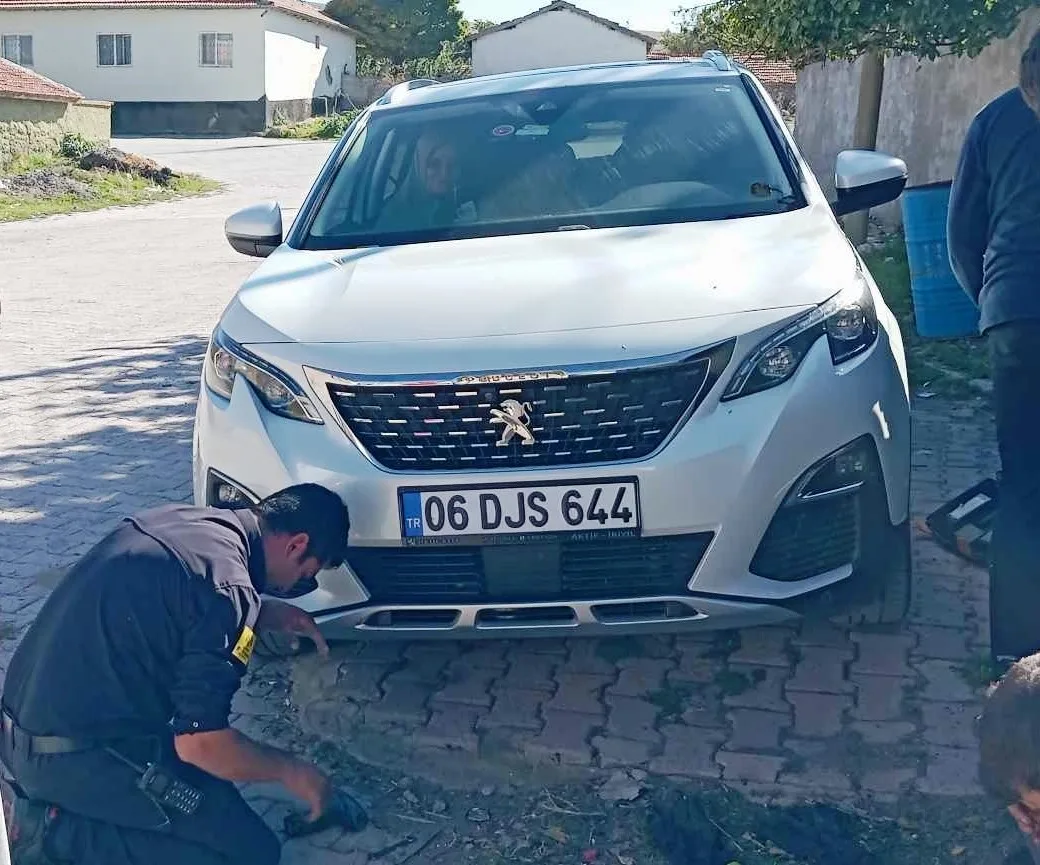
[346,534,714,604]
[326,342,733,472]
[750,494,860,582]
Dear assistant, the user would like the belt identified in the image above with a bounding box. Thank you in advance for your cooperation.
[1,710,96,758]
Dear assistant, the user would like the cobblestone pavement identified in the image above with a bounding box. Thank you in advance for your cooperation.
[287,400,997,808]
[0,138,1005,861]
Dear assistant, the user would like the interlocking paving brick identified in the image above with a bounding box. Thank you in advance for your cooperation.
[851,721,917,745]
[457,643,510,672]
[910,581,970,629]
[524,711,599,766]
[497,652,558,692]
[649,725,725,779]
[391,648,456,685]
[793,620,852,649]
[920,701,979,749]
[364,681,431,727]
[787,692,852,738]
[716,751,787,785]
[779,766,853,794]
[859,768,918,796]
[605,695,661,743]
[545,673,611,716]
[592,736,657,768]
[479,688,546,732]
[915,659,979,704]
[916,745,984,796]
[723,666,790,713]
[852,675,912,721]
[679,686,727,730]
[413,705,481,753]
[430,667,496,708]
[911,625,972,661]
[523,639,570,656]
[729,627,795,668]
[850,632,916,678]
[727,708,790,750]
[670,644,721,684]
[560,639,620,675]
[787,646,854,694]
[333,663,393,703]
[609,658,673,699]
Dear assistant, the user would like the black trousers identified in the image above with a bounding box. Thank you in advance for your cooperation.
[7,741,280,865]
[988,320,1040,660]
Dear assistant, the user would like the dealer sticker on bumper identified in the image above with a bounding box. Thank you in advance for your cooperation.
[399,480,640,541]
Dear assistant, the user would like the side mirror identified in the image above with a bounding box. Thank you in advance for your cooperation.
[832,150,908,217]
[225,202,283,258]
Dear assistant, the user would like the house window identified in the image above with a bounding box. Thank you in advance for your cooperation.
[1,35,33,66]
[97,33,132,67]
[200,32,233,67]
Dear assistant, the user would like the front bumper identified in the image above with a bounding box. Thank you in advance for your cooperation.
[193,326,911,639]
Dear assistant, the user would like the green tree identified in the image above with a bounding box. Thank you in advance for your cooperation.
[699,0,1036,240]
[662,3,741,55]
[324,0,464,63]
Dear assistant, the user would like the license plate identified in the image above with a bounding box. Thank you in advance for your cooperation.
[399,480,640,541]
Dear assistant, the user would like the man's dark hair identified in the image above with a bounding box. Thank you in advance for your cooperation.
[1022,27,1040,117]
[978,653,1040,803]
[255,484,350,568]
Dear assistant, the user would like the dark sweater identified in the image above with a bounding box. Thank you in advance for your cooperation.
[947,87,1040,333]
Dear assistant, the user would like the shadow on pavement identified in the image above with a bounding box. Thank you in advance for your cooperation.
[0,335,208,579]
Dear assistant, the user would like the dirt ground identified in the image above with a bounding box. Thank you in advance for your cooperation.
[248,655,1026,865]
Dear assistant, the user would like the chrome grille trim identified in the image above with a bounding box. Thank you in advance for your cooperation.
[305,340,736,474]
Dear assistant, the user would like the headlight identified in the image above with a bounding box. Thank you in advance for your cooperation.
[204,329,323,424]
[721,276,878,401]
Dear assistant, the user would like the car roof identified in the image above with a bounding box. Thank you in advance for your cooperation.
[370,59,744,111]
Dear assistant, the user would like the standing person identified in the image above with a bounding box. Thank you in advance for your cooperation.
[0,484,353,865]
[948,27,1040,663]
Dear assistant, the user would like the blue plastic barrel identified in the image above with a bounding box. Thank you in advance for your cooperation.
[900,180,981,339]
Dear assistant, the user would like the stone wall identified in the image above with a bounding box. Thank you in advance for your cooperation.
[0,98,112,166]
[795,8,1040,226]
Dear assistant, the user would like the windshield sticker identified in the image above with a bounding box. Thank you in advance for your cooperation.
[750,182,772,197]
[516,125,550,137]
[492,124,516,137]
[715,86,732,93]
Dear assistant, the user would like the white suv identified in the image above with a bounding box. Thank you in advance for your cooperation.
[195,54,913,640]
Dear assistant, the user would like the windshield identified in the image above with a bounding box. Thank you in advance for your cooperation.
[302,78,804,250]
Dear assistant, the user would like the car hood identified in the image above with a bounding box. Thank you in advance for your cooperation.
[224,203,857,365]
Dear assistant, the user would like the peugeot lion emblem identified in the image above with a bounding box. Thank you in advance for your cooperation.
[490,399,536,447]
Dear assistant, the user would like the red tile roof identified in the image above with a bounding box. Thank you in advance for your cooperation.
[648,51,797,86]
[0,0,359,36]
[0,57,81,102]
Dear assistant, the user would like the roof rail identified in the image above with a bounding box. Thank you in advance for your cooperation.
[375,79,440,106]
[701,50,733,72]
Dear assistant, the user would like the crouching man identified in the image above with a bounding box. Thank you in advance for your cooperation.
[979,653,1040,864]
[0,484,350,865]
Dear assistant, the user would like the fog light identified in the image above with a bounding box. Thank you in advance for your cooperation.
[206,471,257,509]
[791,439,874,502]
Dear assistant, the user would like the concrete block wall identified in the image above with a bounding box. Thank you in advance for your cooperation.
[0,98,112,166]
[794,8,1040,226]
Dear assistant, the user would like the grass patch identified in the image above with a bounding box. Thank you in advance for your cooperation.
[862,237,989,398]
[264,109,362,140]
[0,151,218,222]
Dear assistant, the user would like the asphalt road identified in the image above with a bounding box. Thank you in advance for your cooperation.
[0,136,335,588]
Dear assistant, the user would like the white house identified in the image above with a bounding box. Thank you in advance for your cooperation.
[467,1,656,78]
[0,0,358,134]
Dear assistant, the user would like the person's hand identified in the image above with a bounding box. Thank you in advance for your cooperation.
[256,599,329,659]
[285,762,334,822]
[1010,804,1040,845]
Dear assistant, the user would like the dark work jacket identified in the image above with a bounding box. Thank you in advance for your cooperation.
[948,87,1040,333]
[2,506,266,742]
